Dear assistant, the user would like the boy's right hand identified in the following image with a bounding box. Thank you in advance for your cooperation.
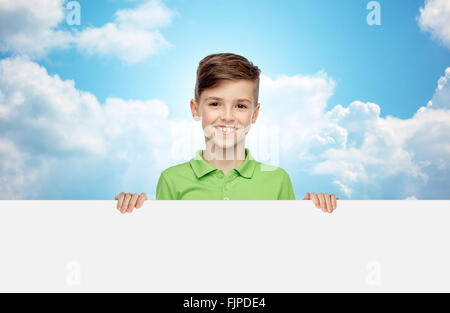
[115,192,148,214]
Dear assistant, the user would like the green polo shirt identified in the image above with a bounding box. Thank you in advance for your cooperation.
[156,148,296,200]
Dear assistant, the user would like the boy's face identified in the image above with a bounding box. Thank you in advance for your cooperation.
[190,79,260,150]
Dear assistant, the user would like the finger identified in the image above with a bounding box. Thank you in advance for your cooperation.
[318,193,326,212]
[324,193,332,213]
[136,192,148,209]
[127,193,139,213]
[121,193,132,214]
[311,192,320,208]
[116,192,125,210]
[332,194,337,211]
[303,192,310,200]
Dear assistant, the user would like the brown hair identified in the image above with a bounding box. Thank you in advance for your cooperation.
[194,53,261,107]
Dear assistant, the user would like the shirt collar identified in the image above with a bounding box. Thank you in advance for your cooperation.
[189,147,256,179]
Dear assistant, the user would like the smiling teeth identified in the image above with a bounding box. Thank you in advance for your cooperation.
[217,127,237,133]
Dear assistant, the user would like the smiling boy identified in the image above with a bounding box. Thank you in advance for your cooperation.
[115,53,339,212]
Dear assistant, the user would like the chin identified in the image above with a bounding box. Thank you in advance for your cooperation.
[212,140,233,150]
[212,136,244,150]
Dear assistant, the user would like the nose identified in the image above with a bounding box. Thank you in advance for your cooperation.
[221,104,235,122]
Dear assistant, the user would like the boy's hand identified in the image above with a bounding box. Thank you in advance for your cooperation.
[303,192,339,213]
[114,192,147,214]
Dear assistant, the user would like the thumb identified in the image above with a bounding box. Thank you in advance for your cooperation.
[303,192,311,200]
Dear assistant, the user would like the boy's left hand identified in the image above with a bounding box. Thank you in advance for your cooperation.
[303,192,339,213]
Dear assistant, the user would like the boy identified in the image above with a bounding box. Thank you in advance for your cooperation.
[115,53,339,212]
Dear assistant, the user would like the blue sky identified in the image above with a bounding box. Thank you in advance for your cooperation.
[0,0,449,200]
[42,0,449,119]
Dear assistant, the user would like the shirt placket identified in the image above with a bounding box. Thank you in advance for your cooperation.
[217,171,234,200]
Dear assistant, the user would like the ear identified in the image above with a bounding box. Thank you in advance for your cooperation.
[251,102,260,124]
[190,99,201,121]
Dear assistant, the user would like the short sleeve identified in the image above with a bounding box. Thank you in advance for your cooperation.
[278,170,296,200]
[156,172,177,200]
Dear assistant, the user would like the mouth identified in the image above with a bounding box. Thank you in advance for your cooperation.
[214,125,239,135]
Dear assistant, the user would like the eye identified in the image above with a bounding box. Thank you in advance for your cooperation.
[209,102,219,107]
[237,104,248,109]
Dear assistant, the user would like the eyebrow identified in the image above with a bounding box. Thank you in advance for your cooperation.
[204,96,252,104]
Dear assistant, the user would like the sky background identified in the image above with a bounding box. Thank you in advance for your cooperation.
[0,0,449,200]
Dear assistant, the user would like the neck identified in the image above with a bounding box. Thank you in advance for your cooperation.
[202,140,246,176]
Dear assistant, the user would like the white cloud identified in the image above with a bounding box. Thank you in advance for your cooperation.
[257,71,336,153]
[312,73,450,199]
[75,24,171,64]
[423,67,450,110]
[0,138,42,199]
[0,0,175,63]
[418,0,450,49]
[75,0,175,63]
[0,0,72,57]
[255,68,450,199]
[115,0,175,30]
[0,56,175,199]
[0,56,106,155]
